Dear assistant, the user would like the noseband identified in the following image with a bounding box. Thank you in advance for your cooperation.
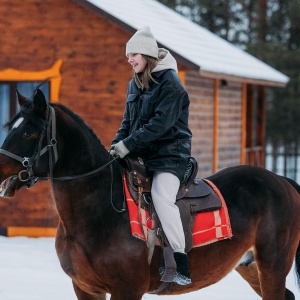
[0,106,58,188]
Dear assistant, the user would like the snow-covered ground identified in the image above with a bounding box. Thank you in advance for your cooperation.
[0,236,298,300]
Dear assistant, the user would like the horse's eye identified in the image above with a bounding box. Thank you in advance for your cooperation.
[23,131,32,138]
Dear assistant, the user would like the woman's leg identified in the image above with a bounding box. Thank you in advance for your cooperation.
[151,171,191,285]
[151,171,185,252]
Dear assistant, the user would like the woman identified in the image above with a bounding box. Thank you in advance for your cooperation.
[111,26,192,285]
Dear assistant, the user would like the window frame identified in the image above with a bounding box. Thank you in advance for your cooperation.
[0,59,62,102]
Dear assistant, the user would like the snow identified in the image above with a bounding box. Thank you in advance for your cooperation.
[0,236,298,299]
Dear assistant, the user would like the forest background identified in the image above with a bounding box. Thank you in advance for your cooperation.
[158,0,300,180]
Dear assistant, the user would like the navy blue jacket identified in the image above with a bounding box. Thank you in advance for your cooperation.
[112,69,192,181]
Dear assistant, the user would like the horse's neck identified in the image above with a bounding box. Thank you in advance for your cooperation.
[53,157,125,237]
[54,107,107,175]
[52,108,125,234]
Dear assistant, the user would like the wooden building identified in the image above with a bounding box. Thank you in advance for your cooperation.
[0,0,288,236]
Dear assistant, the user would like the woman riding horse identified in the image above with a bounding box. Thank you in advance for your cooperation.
[110,26,192,285]
[0,89,299,300]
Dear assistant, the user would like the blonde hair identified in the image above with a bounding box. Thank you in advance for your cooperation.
[134,55,159,90]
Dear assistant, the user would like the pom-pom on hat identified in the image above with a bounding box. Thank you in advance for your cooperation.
[126,26,159,58]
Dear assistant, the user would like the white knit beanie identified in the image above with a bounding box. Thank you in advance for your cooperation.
[126,26,159,58]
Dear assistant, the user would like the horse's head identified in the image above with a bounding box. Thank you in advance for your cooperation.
[0,88,54,197]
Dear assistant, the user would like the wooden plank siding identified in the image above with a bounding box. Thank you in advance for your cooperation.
[185,72,243,178]
[218,81,243,170]
[186,72,215,178]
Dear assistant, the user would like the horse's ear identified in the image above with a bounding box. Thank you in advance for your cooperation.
[16,90,27,107]
[33,88,48,119]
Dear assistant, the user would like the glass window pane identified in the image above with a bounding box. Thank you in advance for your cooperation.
[0,84,10,145]
[0,81,50,146]
[17,81,50,101]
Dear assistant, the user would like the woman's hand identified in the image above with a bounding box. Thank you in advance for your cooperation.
[109,141,130,158]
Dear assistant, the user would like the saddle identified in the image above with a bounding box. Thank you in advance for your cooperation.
[122,155,222,252]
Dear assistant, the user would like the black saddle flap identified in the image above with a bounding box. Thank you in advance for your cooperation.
[177,179,221,213]
[176,180,222,252]
[122,154,149,178]
[176,178,211,200]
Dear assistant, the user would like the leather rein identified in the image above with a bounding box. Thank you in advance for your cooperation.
[0,105,119,187]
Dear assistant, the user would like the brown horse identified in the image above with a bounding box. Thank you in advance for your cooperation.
[0,89,300,300]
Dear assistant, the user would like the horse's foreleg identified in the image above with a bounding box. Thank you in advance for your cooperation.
[109,279,150,300]
[110,288,144,300]
[109,280,149,300]
[72,281,106,300]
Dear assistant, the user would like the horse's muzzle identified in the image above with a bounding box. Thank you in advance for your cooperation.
[0,176,19,198]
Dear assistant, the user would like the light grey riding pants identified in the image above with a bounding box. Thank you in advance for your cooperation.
[151,171,185,253]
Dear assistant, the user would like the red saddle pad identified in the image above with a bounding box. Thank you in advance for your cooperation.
[124,175,233,248]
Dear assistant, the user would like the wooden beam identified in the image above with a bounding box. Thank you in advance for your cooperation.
[2,227,57,237]
[213,79,219,173]
[246,84,254,149]
[241,83,247,164]
[178,70,185,85]
[257,85,266,166]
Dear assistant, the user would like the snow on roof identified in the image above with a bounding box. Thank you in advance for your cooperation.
[85,0,289,85]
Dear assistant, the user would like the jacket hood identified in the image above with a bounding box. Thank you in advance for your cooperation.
[152,48,178,73]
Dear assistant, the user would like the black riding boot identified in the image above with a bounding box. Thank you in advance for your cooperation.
[173,252,191,285]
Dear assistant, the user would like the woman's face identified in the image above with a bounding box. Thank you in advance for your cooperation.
[127,53,147,73]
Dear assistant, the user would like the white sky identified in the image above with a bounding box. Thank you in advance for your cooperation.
[0,236,298,299]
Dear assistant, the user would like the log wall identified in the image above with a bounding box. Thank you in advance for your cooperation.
[186,72,243,178]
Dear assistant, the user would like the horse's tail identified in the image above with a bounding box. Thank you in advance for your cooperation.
[282,176,300,289]
[282,176,300,193]
[296,243,300,290]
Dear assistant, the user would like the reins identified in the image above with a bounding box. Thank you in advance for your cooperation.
[0,105,119,183]
[51,156,120,181]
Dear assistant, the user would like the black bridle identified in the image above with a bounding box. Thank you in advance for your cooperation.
[0,105,118,186]
[0,106,58,187]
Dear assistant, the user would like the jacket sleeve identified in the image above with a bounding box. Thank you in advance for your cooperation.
[123,87,185,151]
[111,103,130,145]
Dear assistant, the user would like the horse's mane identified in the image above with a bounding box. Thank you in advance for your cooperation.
[4,100,46,131]
[4,100,108,154]
[51,102,107,153]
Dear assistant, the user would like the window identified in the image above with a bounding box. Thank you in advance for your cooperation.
[0,82,50,145]
[0,60,62,146]
[0,85,9,145]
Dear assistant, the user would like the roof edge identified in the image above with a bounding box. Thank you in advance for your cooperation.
[199,70,288,88]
